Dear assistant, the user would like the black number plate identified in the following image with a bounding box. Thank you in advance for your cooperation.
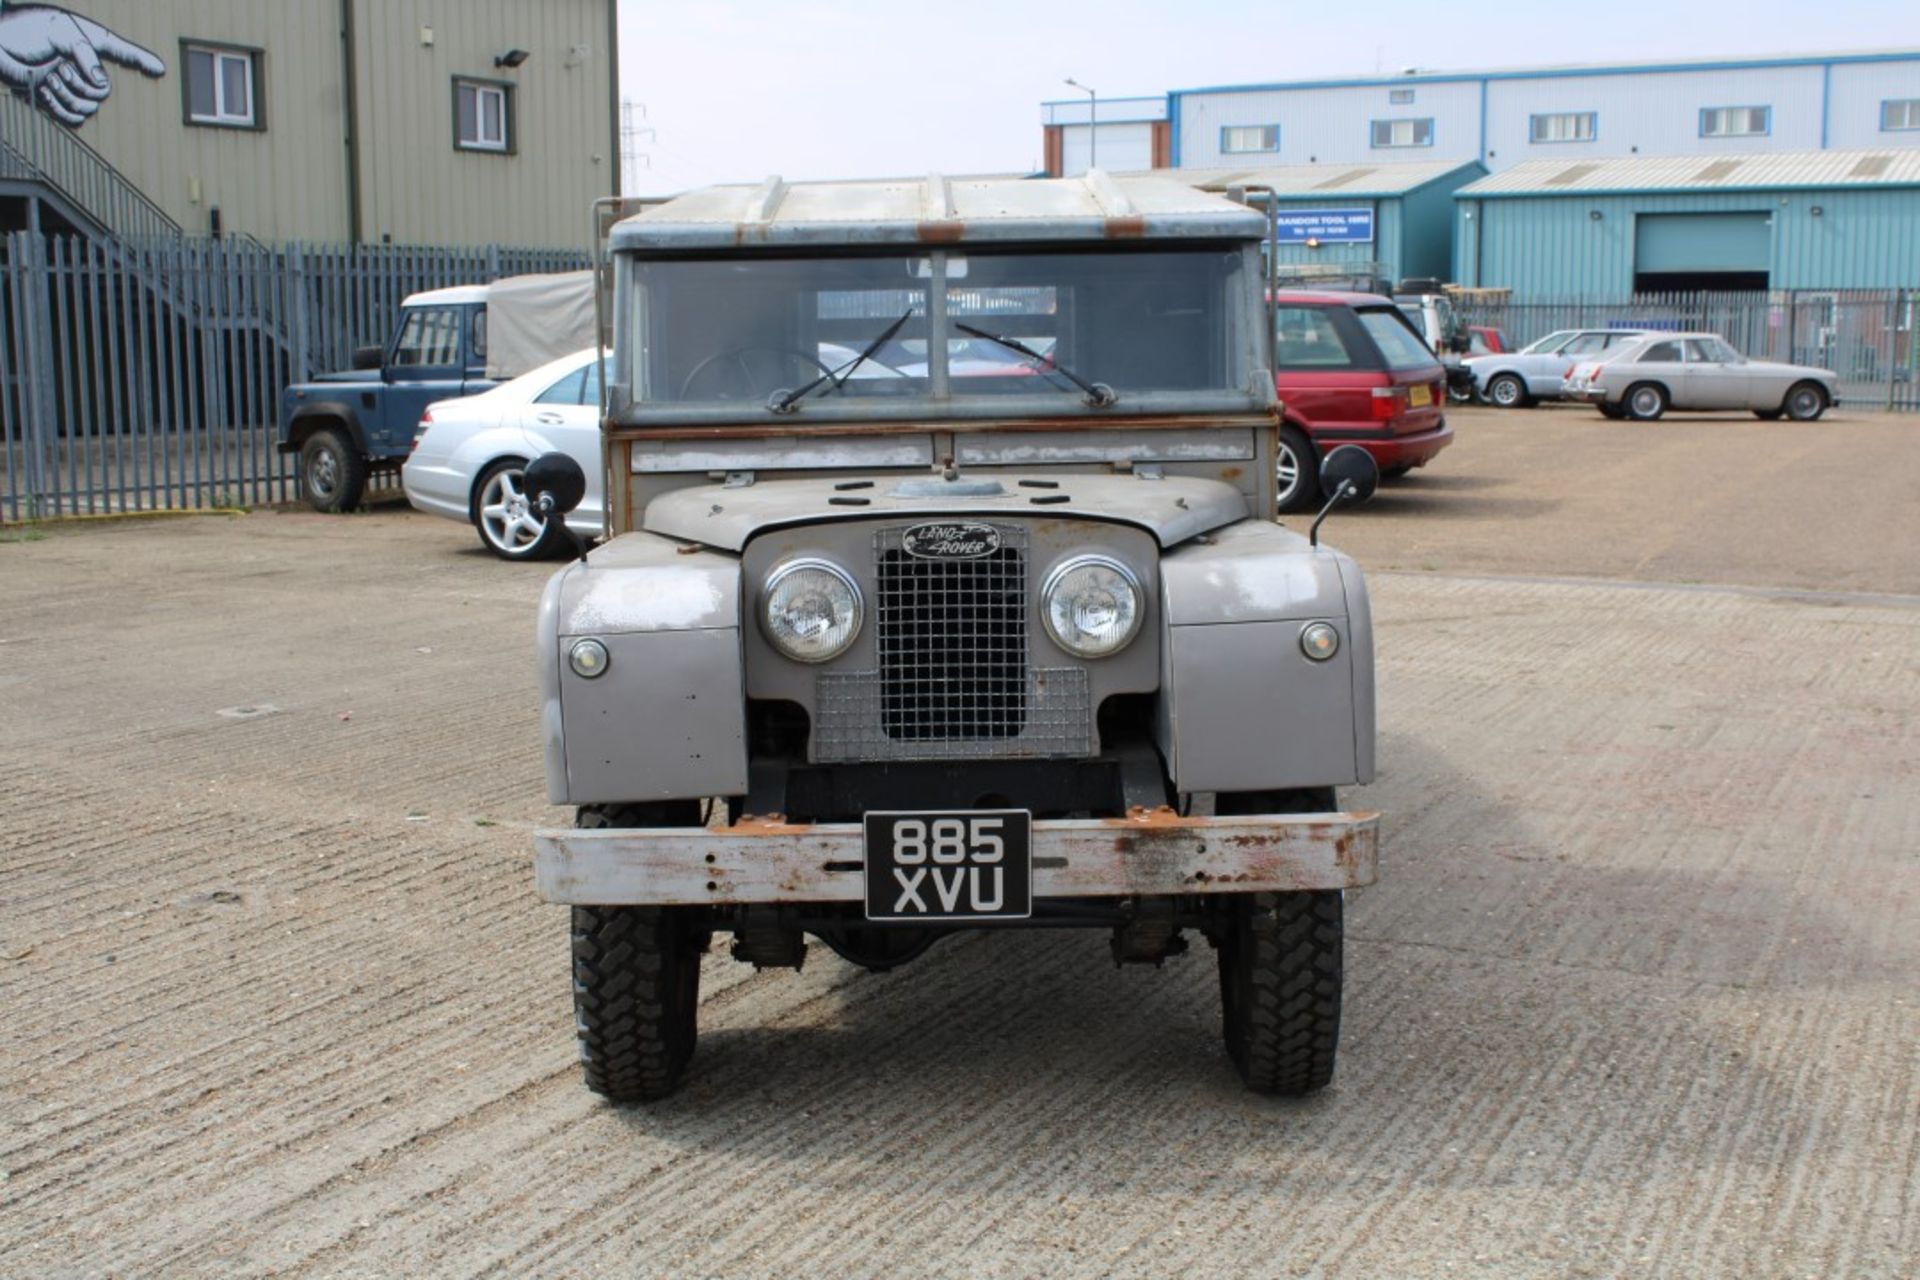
[863,810,1033,922]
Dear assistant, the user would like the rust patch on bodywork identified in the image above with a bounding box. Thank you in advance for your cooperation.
[1105,216,1147,239]
[917,220,966,243]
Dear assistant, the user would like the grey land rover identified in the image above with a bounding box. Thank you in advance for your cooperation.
[527,172,1382,1101]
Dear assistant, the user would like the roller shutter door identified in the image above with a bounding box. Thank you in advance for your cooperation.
[1634,212,1770,273]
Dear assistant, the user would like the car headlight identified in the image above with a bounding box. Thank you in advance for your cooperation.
[1042,555,1143,658]
[763,559,863,663]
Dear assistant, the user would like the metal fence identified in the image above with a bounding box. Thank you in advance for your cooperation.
[1,233,588,520]
[1453,290,1920,413]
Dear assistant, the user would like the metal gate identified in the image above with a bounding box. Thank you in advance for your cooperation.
[1,234,588,521]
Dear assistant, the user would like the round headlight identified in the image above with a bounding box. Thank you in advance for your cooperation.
[763,559,863,663]
[1042,555,1143,658]
[569,637,610,678]
[1300,621,1340,662]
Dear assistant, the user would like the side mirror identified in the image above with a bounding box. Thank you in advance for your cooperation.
[526,452,586,517]
[351,345,384,371]
[1309,445,1379,546]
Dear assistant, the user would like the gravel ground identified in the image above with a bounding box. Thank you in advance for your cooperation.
[1,407,1916,1278]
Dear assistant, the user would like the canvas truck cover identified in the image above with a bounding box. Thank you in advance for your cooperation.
[485,271,598,380]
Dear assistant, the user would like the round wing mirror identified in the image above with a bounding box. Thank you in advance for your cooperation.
[1319,444,1379,506]
[526,452,587,516]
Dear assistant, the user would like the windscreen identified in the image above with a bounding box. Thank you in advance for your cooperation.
[625,246,1249,409]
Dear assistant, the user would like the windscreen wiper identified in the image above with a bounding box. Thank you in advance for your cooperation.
[953,323,1118,408]
[768,310,915,414]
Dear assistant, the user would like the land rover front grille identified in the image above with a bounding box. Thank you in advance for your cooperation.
[810,524,1093,763]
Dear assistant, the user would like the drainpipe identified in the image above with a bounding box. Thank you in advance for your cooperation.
[340,0,362,243]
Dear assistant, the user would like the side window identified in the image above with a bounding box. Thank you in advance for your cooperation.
[1640,341,1682,363]
[1682,339,1717,363]
[1562,334,1606,356]
[470,310,488,364]
[1273,306,1356,368]
[535,367,589,405]
[579,359,603,406]
[391,308,463,367]
[1601,332,1636,349]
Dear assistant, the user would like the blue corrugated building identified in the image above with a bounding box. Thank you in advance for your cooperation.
[1453,150,1920,296]
[1154,160,1485,284]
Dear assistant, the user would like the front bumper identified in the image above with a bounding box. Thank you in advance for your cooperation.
[533,809,1379,906]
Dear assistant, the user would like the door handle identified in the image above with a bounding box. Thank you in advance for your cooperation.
[535,411,565,425]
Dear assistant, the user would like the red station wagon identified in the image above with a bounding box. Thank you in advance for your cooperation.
[1271,291,1453,512]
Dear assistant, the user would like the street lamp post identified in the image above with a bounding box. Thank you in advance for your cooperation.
[1064,77,1097,173]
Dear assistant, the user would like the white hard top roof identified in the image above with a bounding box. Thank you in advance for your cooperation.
[402,284,490,308]
[608,170,1268,251]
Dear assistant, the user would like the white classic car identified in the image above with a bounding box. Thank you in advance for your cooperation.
[1565,332,1839,421]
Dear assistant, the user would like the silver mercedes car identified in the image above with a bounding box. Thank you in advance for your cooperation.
[1564,332,1839,421]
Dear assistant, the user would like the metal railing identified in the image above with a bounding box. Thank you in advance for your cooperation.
[1453,290,1920,413]
[0,91,183,242]
[1,233,588,520]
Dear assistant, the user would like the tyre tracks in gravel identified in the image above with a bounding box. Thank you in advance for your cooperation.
[1,495,1916,1278]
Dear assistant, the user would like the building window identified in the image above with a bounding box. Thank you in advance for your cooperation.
[183,42,260,129]
[1370,118,1433,148]
[1530,112,1597,143]
[1389,88,1415,105]
[1884,99,1920,131]
[1220,124,1279,154]
[455,79,513,153]
[1700,106,1770,138]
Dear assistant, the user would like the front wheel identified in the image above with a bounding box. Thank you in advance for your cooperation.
[1486,373,1529,409]
[571,803,707,1102]
[473,459,573,560]
[1217,892,1344,1096]
[300,428,366,513]
[1783,382,1828,422]
[1274,425,1321,515]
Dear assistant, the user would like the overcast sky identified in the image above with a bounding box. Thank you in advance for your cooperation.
[615,0,1920,194]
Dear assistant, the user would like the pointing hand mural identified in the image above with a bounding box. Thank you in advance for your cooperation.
[0,2,165,127]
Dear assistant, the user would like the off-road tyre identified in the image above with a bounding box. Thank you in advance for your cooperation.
[1783,381,1828,422]
[1486,373,1529,409]
[1275,424,1321,514]
[1211,787,1342,1095]
[1624,382,1668,421]
[571,802,707,1103]
[1217,891,1344,1096]
[300,427,366,513]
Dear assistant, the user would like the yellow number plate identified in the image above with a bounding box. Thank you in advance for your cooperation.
[1409,384,1433,407]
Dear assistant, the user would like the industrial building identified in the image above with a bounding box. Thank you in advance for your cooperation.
[1042,48,1920,298]
[1150,160,1484,285]
[1453,150,1920,296]
[1046,49,1920,178]
[0,0,619,248]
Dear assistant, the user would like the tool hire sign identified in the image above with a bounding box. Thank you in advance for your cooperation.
[863,810,1034,921]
